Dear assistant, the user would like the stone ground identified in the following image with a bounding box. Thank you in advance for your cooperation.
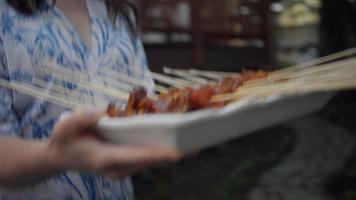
[247,117,354,200]
[133,91,356,200]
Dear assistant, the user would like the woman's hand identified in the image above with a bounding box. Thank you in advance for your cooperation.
[46,109,182,179]
[0,109,181,188]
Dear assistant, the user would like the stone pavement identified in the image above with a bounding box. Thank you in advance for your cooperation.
[247,117,355,200]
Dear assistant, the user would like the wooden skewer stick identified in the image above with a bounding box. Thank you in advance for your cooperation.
[103,65,198,89]
[239,69,356,95]
[244,79,356,96]
[187,69,224,80]
[32,78,74,100]
[33,83,96,107]
[155,72,201,89]
[104,64,206,88]
[101,68,154,90]
[212,77,356,102]
[28,79,103,107]
[243,57,356,87]
[261,58,354,78]
[42,62,162,100]
[273,47,356,74]
[104,63,192,91]
[42,61,132,92]
[55,72,130,100]
[134,47,356,90]
[244,67,354,88]
[42,63,130,100]
[150,72,194,89]
[101,68,169,95]
[0,79,83,109]
[16,80,91,107]
[275,57,356,76]
[189,69,240,78]
[213,60,356,102]
[32,78,108,107]
[44,61,164,96]
[182,47,356,87]
[163,67,213,85]
[65,64,203,91]
[241,77,354,94]
[154,85,169,94]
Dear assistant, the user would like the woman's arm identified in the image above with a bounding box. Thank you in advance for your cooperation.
[0,137,59,188]
[0,110,181,188]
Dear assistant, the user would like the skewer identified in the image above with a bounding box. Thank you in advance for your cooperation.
[42,62,130,100]
[163,67,213,85]
[187,69,224,80]
[32,78,107,107]
[212,70,356,102]
[273,47,356,74]
[212,79,356,102]
[0,79,82,109]
[244,67,356,91]
[211,56,356,102]
[281,58,356,77]
[188,69,240,77]
[150,72,194,89]
[246,79,356,95]
[243,57,356,87]
[101,67,174,94]
[25,79,99,107]
[44,61,165,97]
[32,78,73,100]
[42,61,132,92]
[103,66,212,89]
[105,63,198,90]
[36,48,356,113]
[101,67,157,90]
[42,62,168,101]
[154,85,169,94]
[187,46,356,82]
[102,64,202,89]
[157,72,201,88]
[56,72,130,100]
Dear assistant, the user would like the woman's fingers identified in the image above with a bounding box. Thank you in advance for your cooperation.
[91,144,182,172]
[52,109,104,143]
[50,109,183,177]
[101,156,171,180]
[63,109,104,131]
[101,164,151,179]
[102,167,148,180]
[100,145,181,164]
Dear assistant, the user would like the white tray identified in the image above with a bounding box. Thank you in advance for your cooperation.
[97,92,335,153]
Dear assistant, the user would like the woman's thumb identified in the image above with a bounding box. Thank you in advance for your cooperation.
[53,109,104,141]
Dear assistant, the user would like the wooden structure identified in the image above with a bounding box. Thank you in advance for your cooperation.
[137,0,271,71]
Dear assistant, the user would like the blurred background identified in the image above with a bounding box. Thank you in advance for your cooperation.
[132,0,356,199]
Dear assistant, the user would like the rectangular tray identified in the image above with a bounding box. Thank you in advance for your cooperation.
[97,92,335,153]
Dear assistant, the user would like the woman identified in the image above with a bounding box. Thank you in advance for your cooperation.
[0,0,180,199]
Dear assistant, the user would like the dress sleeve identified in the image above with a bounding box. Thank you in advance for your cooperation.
[0,36,21,137]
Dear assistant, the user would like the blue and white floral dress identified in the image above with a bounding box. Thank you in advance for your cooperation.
[0,0,154,199]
